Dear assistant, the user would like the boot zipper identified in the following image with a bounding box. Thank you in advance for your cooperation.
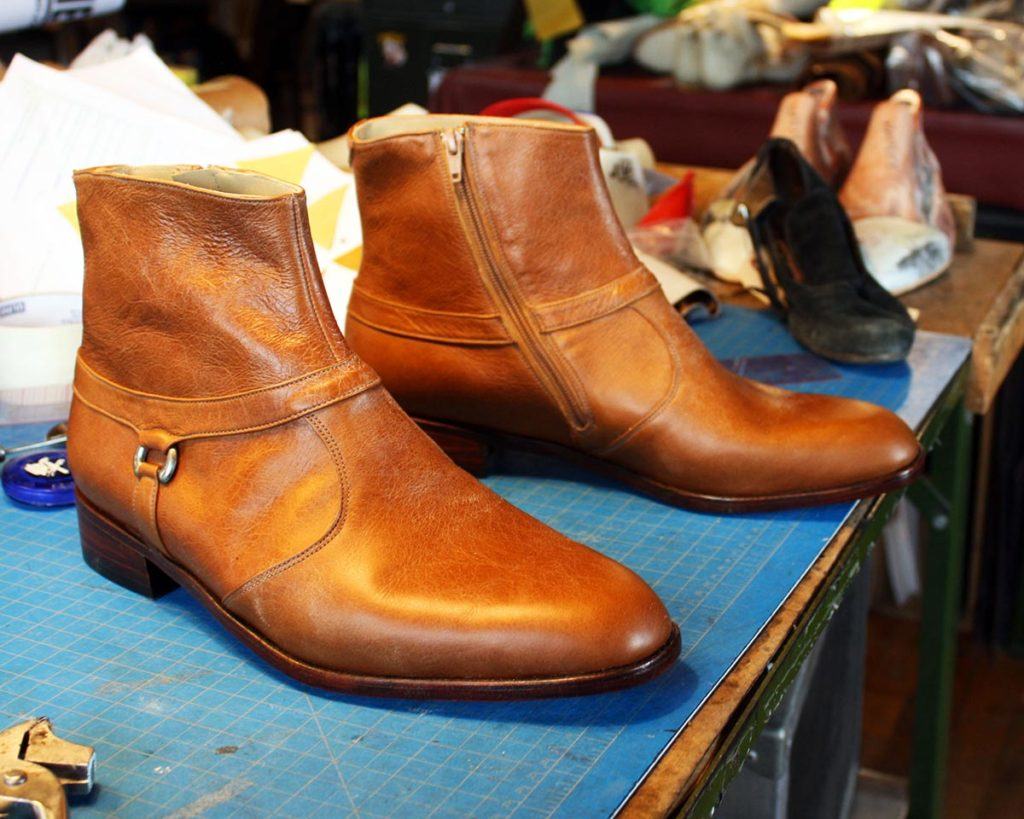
[443,128,463,182]
[444,127,590,431]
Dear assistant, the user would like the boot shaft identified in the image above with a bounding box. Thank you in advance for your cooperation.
[348,115,641,311]
[346,115,673,446]
[75,165,348,396]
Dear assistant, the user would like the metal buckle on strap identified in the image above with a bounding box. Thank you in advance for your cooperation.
[132,445,178,484]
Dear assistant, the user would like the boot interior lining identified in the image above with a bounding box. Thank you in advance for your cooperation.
[352,114,588,142]
[99,165,300,197]
[173,168,298,196]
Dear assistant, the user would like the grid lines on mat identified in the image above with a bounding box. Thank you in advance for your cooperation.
[0,307,969,817]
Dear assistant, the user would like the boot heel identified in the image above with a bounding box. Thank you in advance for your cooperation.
[77,496,178,599]
[416,419,496,477]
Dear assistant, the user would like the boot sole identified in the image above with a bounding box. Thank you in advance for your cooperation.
[416,417,925,514]
[76,491,680,699]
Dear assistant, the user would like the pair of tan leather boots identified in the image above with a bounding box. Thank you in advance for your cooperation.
[69,115,921,700]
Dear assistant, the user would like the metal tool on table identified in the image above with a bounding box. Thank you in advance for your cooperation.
[0,424,73,508]
[0,424,68,465]
[0,718,94,818]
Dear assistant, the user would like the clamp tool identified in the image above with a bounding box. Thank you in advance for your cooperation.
[0,718,94,819]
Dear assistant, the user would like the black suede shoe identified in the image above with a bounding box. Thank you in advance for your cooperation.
[734,138,915,364]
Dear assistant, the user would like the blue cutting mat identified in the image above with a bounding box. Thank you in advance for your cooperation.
[0,307,969,818]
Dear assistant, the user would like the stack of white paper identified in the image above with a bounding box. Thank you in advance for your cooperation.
[0,42,363,423]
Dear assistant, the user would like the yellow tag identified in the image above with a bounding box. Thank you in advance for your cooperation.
[524,0,584,41]
[829,0,885,9]
[169,65,199,86]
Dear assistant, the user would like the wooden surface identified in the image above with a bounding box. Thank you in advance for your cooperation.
[904,241,1024,415]
[667,163,1024,415]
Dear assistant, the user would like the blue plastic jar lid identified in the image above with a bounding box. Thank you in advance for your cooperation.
[2,449,75,507]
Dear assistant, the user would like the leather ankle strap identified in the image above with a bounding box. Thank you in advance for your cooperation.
[533,267,659,333]
[73,355,379,452]
[348,266,659,344]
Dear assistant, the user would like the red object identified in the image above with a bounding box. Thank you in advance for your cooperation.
[638,171,695,225]
[478,97,588,126]
[432,59,1024,212]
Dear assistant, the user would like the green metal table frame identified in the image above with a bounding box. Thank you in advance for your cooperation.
[906,392,973,818]
[683,361,971,818]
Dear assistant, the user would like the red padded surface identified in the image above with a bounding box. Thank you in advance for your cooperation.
[432,61,1024,211]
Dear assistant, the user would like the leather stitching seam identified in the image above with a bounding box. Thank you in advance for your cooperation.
[540,285,659,333]
[467,145,594,434]
[222,412,349,605]
[532,266,647,309]
[79,174,299,205]
[351,121,588,148]
[130,461,140,539]
[290,197,341,365]
[71,376,379,441]
[532,266,659,331]
[594,303,683,456]
[147,475,166,556]
[351,285,501,319]
[77,357,361,403]
[346,312,513,347]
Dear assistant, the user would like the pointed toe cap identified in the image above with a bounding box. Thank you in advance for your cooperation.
[804,396,921,490]
[573,559,677,673]
[473,548,677,682]
[859,403,922,478]
[733,390,922,497]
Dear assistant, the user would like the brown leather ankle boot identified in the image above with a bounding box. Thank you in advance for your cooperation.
[345,116,922,512]
[68,165,678,698]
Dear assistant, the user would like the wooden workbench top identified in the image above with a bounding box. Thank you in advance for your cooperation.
[904,240,1024,415]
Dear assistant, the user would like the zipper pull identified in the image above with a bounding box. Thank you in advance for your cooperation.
[443,127,464,183]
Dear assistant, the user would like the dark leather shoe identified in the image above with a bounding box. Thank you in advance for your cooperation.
[344,116,923,512]
[738,137,917,364]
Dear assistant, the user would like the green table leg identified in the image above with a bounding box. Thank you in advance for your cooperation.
[908,401,973,819]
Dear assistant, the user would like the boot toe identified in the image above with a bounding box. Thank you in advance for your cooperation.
[856,402,922,479]
[561,559,677,675]
[438,550,677,682]
[790,396,921,492]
